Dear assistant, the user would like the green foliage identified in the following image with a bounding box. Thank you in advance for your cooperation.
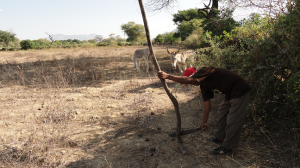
[172,8,205,41]
[32,38,51,49]
[172,7,239,42]
[177,19,204,41]
[194,2,300,127]
[20,40,36,50]
[52,40,63,48]
[96,42,109,46]
[286,72,300,116]
[172,8,205,25]
[164,32,181,43]
[102,38,117,46]
[154,34,164,43]
[81,42,95,48]
[8,38,20,48]
[88,39,97,44]
[115,35,126,43]
[182,27,204,49]
[121,22,146,42]
[95,34,122,46]
[0,30,16,49]
[203,7,240,38]
[72,39,82,44]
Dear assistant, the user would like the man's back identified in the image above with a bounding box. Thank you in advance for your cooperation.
[191,67,251,101]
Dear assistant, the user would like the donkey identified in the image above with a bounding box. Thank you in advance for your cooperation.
[167,48,195,73]
[132,48,154,73]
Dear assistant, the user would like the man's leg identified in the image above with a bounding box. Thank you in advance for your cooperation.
[222,92,250,149]
[214,99,231,141]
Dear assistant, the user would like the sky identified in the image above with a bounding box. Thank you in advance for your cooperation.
[0,0,253,41]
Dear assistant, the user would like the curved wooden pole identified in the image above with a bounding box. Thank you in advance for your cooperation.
[138,0,184,153]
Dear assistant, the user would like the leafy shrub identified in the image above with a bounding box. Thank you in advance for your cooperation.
[164,32,181,44]
[154,34,164,43]
[81,43,95,48]
[177,18,203,41]
[195,2,300,127]
[109,41,118,46]
[118,42,127,46]
[20,40,35,50]
[203,7,240,38]
[96,42,108,47]
[183,27,204,49]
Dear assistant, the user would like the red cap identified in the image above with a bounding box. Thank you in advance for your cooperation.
[184,67,197,86]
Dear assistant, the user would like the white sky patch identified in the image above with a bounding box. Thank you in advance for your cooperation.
[0,9,3,12]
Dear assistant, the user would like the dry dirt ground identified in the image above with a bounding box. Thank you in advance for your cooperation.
[0,46,298,168]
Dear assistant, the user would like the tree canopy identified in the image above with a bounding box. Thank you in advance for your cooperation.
[20,40,35,50]
[176,18,204,41]
[0,30,16,49]
[154,34,164,43]
[121,22,146,42]
[172,8,205,25]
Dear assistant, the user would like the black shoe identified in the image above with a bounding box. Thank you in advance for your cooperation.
[210,137,224,144]
[212,146,232,155]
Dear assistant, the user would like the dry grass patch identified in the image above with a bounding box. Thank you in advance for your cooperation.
[0,46,298,167]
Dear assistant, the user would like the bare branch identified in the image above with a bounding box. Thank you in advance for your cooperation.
[227,0,296,17]
[198,9,209,19]
[94,35,104,42]
[144,0,177,12]
[197,0,219,19]
[45,32,55,46]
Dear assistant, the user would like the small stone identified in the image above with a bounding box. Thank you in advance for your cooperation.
[107,104,117,108]
[150,148,156,152]
[145,138,150,142]
[157,127,161,130]
[68,141,77,147]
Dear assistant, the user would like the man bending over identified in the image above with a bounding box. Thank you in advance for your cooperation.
[157,66,251,155]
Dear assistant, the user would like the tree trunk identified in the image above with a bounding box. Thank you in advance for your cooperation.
[212,0,218,9]
[138,0,184,153]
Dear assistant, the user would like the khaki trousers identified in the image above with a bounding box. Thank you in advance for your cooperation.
[214,92,250,149]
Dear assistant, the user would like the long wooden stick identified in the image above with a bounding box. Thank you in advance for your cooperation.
[138,0,184,153]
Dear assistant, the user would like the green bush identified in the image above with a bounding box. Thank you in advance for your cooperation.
[195,2,300,127]
[164,32,181,44]
[96,42,108,47]
[118,42,127,46]
[154,34,164,43]
[183,28,204,49]
[82,43,95,48]
[20,40,35,50]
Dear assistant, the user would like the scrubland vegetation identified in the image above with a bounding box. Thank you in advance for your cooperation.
[0,0,299,167]
[0,46,297,167]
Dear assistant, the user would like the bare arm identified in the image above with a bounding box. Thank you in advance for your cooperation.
[201,100,211,131]
[157,71,199,86]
